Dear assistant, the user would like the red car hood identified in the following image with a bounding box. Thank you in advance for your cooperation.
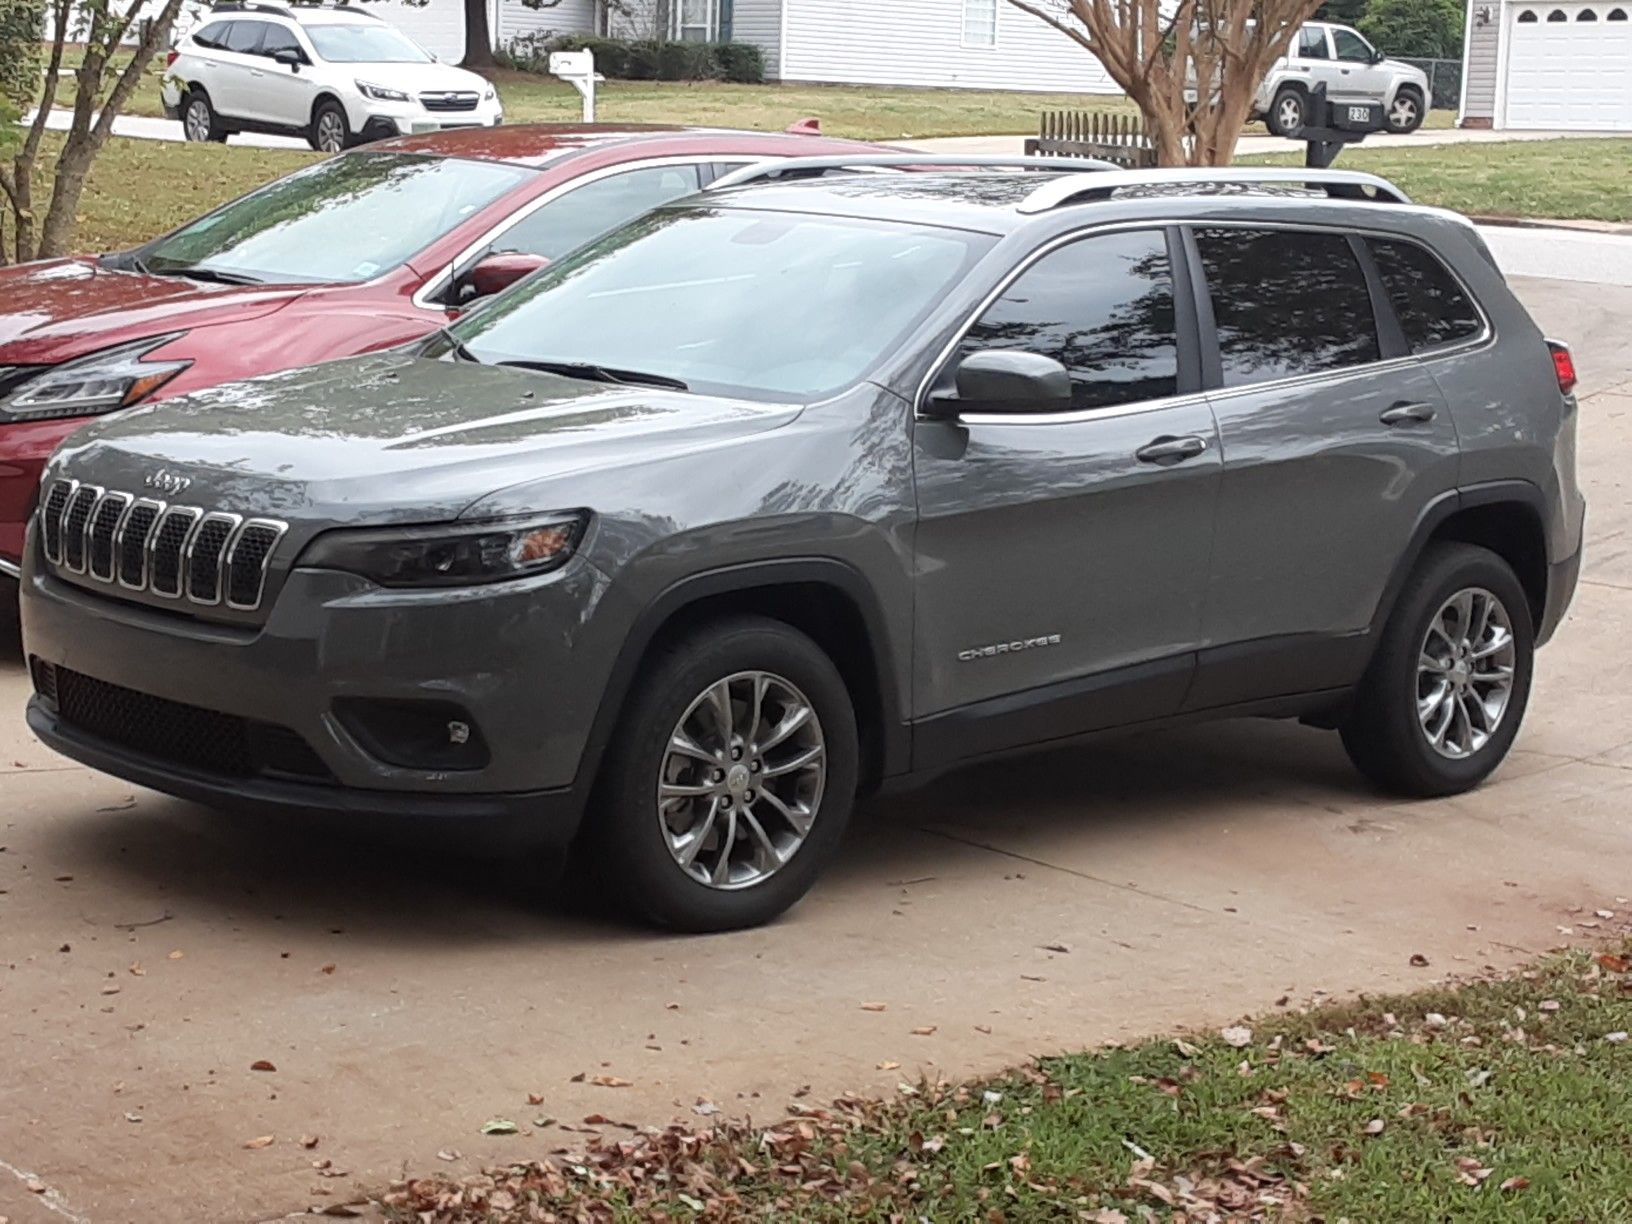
[0,258,305,364]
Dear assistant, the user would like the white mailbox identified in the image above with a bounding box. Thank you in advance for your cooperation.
[549,50,602,123]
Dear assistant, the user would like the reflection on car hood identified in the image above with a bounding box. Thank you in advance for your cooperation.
[50,352,800,526]
[0,258,303,364]
[351,61,491,94]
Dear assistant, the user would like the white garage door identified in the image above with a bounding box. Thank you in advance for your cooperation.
[366,0,487,64]
[1504,4,1632,130]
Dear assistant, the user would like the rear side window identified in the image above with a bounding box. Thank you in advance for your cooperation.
[193,20,231,49]
[223,20,266,54]
[956,229,1180,411]
[1368,238,1485,353]
[1194,227,1380,388]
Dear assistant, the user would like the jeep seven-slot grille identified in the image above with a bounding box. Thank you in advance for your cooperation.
[39,479,286,612]
[32,660,332,782]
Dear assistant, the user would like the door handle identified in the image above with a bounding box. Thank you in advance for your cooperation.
[1379,401,1437,426]
[1136,435,1209,465]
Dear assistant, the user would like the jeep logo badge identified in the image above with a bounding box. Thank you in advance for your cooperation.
[144,469,191,496]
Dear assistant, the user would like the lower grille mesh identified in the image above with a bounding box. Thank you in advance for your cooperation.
[34,661,332,782]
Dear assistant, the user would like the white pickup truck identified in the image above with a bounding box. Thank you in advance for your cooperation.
[1190,21,1432,137]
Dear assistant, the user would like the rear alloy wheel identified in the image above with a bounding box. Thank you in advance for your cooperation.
[1341,543,1534,797]
[310,101,350,154]
[1267,87,1306,137]
[588,615,858,931]
[1387,88,1426,134]
[182,92,226,143]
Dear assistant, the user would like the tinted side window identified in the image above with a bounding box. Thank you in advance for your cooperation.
[223,20,267,54]
[1194,227,1380,388]
[1368,239,1484,353]
[486,164,704,264]
[193,20,231,49]
[1331,27,1373,62]
[259,24,304,59]
[1298,26,1330,58]
[957,230,1180,411]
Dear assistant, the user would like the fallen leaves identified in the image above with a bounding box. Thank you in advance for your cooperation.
[480,1119,519,1136]
[243,1135,275,1150]
[1221,1026,1253,1049]
[588,1075,632,1089]
[1362,1118,1386,1136]
[910,1026,938,1037]
[859,1002,887,1012]
[250,1060,277,1072]
[1410,953,1431,967]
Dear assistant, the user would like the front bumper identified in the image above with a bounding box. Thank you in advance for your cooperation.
[20,539,615,845]
[349,96,504,140]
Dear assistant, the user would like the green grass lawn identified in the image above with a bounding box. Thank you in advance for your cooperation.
[383,946,1632,1222]
[1244,137,1632,224]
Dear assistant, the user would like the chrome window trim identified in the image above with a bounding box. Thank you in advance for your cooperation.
[1359,231,1497,361]
[147,505,203,599]
[410,155,757,311]
[0,557,18,580]
[185,511,244,606]
[224,518,290,611]
[61,484,103,574]
[914,216,1496,426]
[116,498,167,591]
[86,490,134,582]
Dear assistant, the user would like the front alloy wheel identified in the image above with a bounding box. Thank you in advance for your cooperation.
[659,671,826,890]
[588,614,858,932]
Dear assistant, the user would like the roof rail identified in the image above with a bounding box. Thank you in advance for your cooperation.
[1017,167,1412,213]
[210,2,295,14]
[709,153,1120,190]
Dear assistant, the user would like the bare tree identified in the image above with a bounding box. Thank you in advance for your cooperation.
[0,0,185,264]
[1003,0,1324,166]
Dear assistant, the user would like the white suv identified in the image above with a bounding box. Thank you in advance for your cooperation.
[161,2,503,153]
[1255,22,1430,136]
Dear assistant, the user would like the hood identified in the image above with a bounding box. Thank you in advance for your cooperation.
[50,352,800,527]
[1387,58,1430,84]
[0,259,303,365]
[354,61,491,94]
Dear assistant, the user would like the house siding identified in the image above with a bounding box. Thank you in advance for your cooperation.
[1461,0,1501,122]
[778,0,1116,92]
[731,0,784,77]
[497,0,599,48]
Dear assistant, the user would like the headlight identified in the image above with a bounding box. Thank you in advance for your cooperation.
[1,333,191,423]
[356,80,410,103]
[299,512,587,588]
[483,85,496,101]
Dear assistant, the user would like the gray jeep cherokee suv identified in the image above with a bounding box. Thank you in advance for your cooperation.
[19,162,1585,931]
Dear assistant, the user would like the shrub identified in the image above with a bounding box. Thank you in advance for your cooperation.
[712,41,764,83]
[502,34,766,84]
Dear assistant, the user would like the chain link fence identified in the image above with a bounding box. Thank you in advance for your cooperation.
[1396,56,1463,112]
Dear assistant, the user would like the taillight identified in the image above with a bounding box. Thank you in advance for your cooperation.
[1547,339,1577,396]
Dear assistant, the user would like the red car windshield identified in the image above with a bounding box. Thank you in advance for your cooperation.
[139,153,529,285]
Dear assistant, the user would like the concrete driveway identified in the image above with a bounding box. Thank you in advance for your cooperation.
[3,259,1632,1223]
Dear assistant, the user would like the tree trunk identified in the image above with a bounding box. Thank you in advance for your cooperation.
[462,0,496,68]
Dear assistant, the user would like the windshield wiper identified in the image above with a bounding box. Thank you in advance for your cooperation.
[148,266,265,286]
[435,327,481,365]
[498,360,689,392]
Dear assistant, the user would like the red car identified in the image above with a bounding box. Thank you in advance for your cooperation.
[0,124,879,590]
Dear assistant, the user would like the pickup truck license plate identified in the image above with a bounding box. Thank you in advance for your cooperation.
[1348,106,1372,122]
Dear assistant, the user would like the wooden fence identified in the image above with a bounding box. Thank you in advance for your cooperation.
[1025,111,1158,170]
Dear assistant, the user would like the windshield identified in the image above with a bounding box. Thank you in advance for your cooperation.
[443,207,993,401]
[306,24,432,63]
[140,153,529,285]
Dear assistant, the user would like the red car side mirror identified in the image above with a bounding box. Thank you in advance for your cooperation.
[465,251,549,301]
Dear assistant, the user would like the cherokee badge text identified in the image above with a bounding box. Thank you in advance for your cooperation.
[958,633,1063,662]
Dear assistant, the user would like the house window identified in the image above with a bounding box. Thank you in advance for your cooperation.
[1578,7,1598,17]
[1610,8,1630,19]
[963,0,997,47]
[676,0,716,42]
[1547,8,1567,19]
[1517,9,1538,20]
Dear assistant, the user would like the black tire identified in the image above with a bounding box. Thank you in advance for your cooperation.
[1387,87,1427,134]
[585,615,859,932]
[181,90,227,143]
[1341,543,1534,798]
[1266,87,1307,137]
[309,99,351,154]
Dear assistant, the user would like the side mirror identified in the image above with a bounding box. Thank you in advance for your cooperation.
[926,350,1073,417]
[1370,48,1386,64]
[272,47,304,69]
[459,251,549,302]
